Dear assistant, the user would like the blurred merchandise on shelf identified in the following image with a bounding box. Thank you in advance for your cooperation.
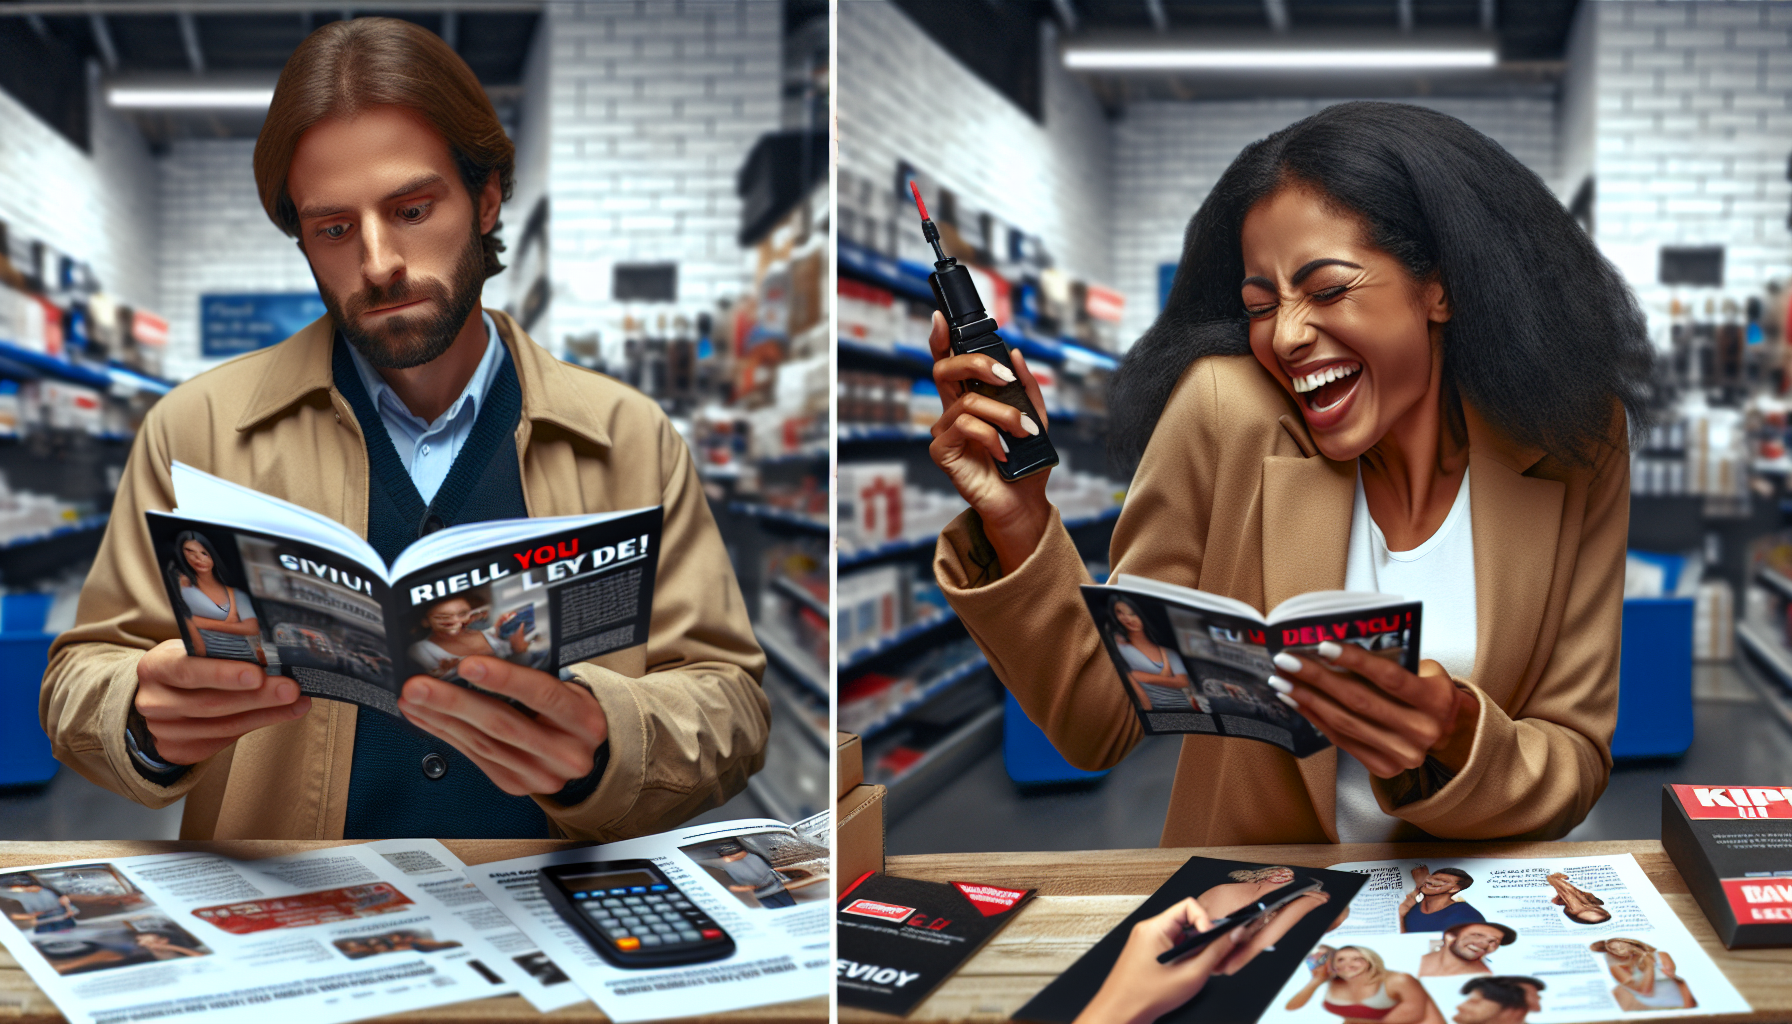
[0,471,96,546]
[838,563,907,658]
[1694,580,1735,662]
[759,541,828,672]
[840,462,906,550]
[839,635,985,739]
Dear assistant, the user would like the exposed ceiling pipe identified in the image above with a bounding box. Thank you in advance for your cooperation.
[1051,0,1079,34]
[1398,0,1413,34]
[177,10,205,73]
[1145,0,1167,33]
[441,9,458,49]
[89,12,119,70]
[1263,0,1290,34]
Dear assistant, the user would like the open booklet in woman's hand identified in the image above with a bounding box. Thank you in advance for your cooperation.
[148,461,662,718]
[1079,575,1422,758]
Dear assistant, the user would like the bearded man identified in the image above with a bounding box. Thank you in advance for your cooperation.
[40,17,767,840]
[1420,922,1519,977]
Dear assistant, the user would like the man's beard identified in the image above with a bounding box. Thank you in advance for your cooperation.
[321,224,486,370]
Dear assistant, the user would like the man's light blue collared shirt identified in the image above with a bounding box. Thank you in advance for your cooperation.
[346,311,506,505]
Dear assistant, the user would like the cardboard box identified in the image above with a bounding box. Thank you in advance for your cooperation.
[838,783,886,891]
[837,732,863,798]
[1662,783,1792,948]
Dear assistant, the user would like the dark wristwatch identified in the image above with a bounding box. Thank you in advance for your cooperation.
[125,708,189,784]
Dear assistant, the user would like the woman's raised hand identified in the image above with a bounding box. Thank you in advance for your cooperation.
[926,310,1054,572]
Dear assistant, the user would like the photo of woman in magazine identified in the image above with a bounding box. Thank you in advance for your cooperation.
[1593,939,1696,1011]
[1107,595,1196,711]
[164,530,265,666]
[1284,945,1443,1024]
[408,587,544,680]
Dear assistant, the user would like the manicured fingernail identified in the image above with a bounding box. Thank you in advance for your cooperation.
[991,362,1016,383]
[1272,652,1302,672]
[1020,415,1040,436]
[460,659,486,681]
[1318,641,1343,659]
[1276,691,1300,708]
[1267,675,1293,695]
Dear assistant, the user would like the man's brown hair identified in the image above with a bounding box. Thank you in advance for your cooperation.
[253,17,515,278]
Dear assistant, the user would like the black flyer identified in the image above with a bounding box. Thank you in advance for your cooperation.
[1661,783,1792,948]
[1014,857,1366,1024]
[836,871,1037,1016]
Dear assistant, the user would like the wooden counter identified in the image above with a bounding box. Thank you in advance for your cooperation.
[0,840,827,1024]
[842,841,1792,1024]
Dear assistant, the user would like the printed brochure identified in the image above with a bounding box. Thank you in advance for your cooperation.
[0,841,548,1024]
[1082,575,1421,756]
[1258,853,1750,1024]
[463,814,832,1022]
[150,461,660,718]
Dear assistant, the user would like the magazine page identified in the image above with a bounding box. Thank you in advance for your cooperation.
[1081,583,1333,756]
[0,844,523,1024]
[146,511,407,716]
[389,506,662,688]
[357,840,587,1012]
[463,817,831,1023]
[1259,854,1750,1024]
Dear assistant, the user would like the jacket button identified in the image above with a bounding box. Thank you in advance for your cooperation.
[421,753,448,780]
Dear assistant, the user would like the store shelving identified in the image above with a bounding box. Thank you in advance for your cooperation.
[877,702,1005,822]
[725,501,828,534]
[0,513,109,551]
[852,653,990,742]
[839,506,1120,570]
[757,612,828,702]
[839,607,960,674]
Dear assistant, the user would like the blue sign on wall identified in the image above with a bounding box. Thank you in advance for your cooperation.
[1158,263,1178,312]
[201,293,327,357]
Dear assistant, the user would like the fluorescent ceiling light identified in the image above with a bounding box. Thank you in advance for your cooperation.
[107,86,273,109]
[1063,47,1497,71]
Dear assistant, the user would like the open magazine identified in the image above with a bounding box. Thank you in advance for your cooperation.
[1259,854,1750,1024]
[0,839,573,1024]
[149,462,661,717]
[1080,574,1422,757]
[464,813,831,1023]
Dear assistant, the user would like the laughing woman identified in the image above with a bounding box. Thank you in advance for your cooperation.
[927,102,1649,845]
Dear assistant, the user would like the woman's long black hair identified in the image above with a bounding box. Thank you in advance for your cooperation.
[1108,101,1652,476]
[1107,594,1171,649]
[167,531,238,593]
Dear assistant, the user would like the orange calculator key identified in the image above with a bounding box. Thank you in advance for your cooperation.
[616,937,641,951]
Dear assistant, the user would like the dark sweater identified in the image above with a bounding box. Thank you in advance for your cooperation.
[333,335,601,838]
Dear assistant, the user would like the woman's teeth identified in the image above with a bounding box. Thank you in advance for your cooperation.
[1290,363,1361,394]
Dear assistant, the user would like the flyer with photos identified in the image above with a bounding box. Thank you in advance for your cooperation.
[463,814,831,1022]
[1259,854,1750,1024]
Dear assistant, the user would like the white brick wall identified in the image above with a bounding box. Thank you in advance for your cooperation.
[1587,0,1792,333]
[1110,96,1559,346]
[539,0,783,362]
[0,62,158,318]
[155,139,317,380]
[836,0,1115,287]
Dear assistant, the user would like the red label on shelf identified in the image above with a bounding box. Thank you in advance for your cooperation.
[1721,877,1792,922]
[1671,785,1792,819]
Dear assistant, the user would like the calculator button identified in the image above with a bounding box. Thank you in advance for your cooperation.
[651,923,674,934]
[644,894,665,904]
[602,898,622,907]
[701,928,722,940]
[677,930,700,943]
[615,937,640,951]
[639,934,662,946]
[622,896,643,905]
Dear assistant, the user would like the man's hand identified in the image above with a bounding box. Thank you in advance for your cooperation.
[397,656,608,797]
[135,639,311,765]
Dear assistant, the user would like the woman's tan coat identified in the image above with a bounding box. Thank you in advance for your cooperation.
[937,355,1628,846]
[41,310,768,840]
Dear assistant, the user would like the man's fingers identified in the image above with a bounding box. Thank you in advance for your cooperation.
[398,701,573,795]
[139,643,265,692]
[138,677,301,720]
[400,676,599,783]
[454,659,607,746]
[147,698,311,764]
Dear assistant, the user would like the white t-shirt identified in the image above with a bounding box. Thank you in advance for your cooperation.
[1335,464,1477,843]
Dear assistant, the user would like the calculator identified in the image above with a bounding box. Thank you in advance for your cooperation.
[538,859,736,969]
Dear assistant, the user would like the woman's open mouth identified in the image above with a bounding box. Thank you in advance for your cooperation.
[1289,361,1361,415]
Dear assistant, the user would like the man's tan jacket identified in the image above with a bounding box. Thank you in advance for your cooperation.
[938,355,1628,846]
[41,310,768,840]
